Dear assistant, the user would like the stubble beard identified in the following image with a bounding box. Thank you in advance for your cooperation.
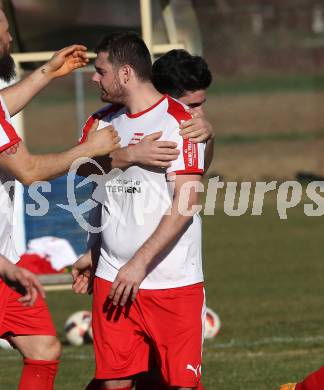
[101,75,127,105]
[0,45,16,83]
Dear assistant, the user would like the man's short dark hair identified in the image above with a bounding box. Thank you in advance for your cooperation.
[152,49,212,98]
[95,32,152,81]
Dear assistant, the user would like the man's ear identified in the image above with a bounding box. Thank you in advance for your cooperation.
[119,65,132,84]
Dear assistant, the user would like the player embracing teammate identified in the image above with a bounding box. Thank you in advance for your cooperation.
[74,32,211,390]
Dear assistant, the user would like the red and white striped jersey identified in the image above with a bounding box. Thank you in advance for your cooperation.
[0,95,21,263]
[81,95,205,289]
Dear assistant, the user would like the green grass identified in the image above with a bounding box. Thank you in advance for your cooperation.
[216,129,324,145]
[1,204,324,389]
[209,73,324,96]
[202,205,324,389]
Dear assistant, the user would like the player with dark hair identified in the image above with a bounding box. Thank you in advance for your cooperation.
[0,8,120,390]
[74,31,207,390]
[152,49,214,171]
[152,49,212,102]
[94,31,153,81]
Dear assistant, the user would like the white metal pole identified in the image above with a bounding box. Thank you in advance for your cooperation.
[75,70,85,133]
[11,62,25,141]
[140,0,153,54]
[161,0,178,44]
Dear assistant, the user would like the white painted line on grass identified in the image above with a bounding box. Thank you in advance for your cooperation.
[208,334,324,350]
[1,334,324,361]
[0,352,92,360]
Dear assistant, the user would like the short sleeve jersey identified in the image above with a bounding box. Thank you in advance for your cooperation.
[80,95,205,289]
[0,95,21,263]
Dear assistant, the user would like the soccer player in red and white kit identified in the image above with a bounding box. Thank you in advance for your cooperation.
[0,8,120,390]
[76,32,206,390]
[73,48,214,390]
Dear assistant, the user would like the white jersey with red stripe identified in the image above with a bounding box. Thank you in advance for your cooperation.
[0,95,21,263]
[81,95,205,289]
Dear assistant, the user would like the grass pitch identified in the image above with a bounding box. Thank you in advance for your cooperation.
[1,201,324,389]
[2,73,324,388]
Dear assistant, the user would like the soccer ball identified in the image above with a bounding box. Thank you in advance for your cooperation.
[0,338,13,350]
[204,307,221,339]
[64,310,92,346]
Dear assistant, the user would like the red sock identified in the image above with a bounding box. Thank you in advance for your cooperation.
[296,366,324,390]
[18,359,59,390]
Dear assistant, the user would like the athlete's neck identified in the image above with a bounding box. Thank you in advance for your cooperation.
[126,82,164,116]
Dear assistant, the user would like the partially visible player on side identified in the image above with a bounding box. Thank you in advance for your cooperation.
[0,7,120,390]
[281,367,324,390]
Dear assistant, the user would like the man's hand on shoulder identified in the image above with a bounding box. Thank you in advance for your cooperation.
[179,108,214,143]
[127,131,179,168]
[85,119,121,157]
[42,45,89,79]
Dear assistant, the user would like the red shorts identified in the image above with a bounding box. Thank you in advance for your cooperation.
[92,277,205,388]
[0,258,56,338]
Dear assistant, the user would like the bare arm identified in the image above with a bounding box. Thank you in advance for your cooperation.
[109,174,202,306]
[110,132,179,169]
[72,202,102,294]
[1,45,88,116]
[77,131,179,177]
[71,238,101,295]
[77,110,216,178]
[0,122,120,185]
